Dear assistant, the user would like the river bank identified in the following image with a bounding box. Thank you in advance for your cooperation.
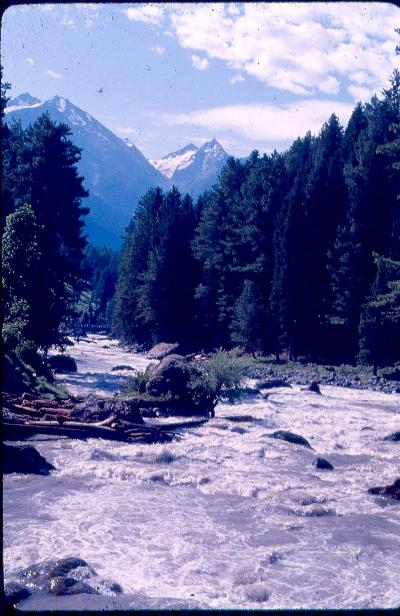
[3,334,400,610]
[245,360,400,394]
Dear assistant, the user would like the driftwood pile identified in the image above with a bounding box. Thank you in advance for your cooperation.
[2,392,180,444]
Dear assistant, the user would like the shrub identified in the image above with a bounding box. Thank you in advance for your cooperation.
[48,354,77,372]
[189,348,249,406]
[120,370,147,394]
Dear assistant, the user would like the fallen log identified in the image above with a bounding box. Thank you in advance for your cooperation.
[3,421,133,443]
[3,420,179,444]
[8,404,42,418]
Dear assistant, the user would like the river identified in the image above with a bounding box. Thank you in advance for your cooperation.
[3,334,400,609]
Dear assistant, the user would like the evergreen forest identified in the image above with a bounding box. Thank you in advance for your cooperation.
[113,72,400,372]
[2,71,400,383]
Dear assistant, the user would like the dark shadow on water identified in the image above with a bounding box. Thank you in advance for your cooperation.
[59,371,128,394]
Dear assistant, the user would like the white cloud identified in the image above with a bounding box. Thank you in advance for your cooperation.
[128,2,400,98]
[124,4,164,26]
[45,69,62,80]
[191,54,209,70]
[229,74,245,85]
[151,44,165,55]
[26,57,35,66]
[347,84,375,102]
[116,127,141,136]
[162,99,355,144]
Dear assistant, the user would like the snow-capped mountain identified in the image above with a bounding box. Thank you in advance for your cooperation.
[151,143,199,179]
[5,94,169,247]
[153,139,229,199]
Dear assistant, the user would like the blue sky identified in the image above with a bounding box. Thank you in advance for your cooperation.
[2,2,399,158]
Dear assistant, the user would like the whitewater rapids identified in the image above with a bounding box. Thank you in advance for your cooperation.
[3,335,400,609]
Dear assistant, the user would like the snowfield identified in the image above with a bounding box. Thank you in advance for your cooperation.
[4,335,400,609]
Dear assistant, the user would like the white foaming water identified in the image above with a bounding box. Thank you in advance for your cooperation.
[4,335,400,609]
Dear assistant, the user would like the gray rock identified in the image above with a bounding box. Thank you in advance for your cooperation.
[111,364,135,371]
[146,342,180,360]
[11,556,121,600]
[383,431,400,442]
[19,557,91,583]
[49,576,99,596]
[368,478,400,500]
[257,379,291,389]
[145,354,196,398]
[302,381,321,394]
[4,582,31,607]
[313,457,334,470]
[71,395,143,424]
[3,444,55,475]
[269,430,313,449]
[48,354,77,372]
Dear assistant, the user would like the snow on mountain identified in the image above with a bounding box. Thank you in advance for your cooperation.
[151,143,199,179]
[163,138,229,199]
[150,138,229,199]
[5,94,169,247]
[6,92,43,113]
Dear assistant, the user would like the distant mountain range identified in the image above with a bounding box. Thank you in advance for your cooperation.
[152,139,228,198]
[5,93,229,247]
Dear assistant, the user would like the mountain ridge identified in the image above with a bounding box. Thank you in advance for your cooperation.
[6,93,231,245]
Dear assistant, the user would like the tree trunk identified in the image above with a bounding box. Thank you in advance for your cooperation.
[373,363,378,376]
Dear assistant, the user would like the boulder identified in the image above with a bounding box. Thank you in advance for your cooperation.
[145,354,213,416]
[313,457,334,470]
[144,362,157,379]
[302,381,321,394]
[48,576,98,596]
[145,354,196,399]
[368,478,400,500]
[19,557,91,582]
[71,395,143,424]
[146,342,180,360]
[10,556,121,599]
[48,354,77,372]
[111,365,135,372]
[3,444,55,475]
[4,582,31,608]
[383,431,400,442]
[269,430,313,449]
[257,379,292,389]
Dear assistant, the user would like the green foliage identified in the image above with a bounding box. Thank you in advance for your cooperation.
[189,349,249,404]
[358,254,400,371]
[113,187,199,347]
[110,72,399,366]
[120,370,148,394]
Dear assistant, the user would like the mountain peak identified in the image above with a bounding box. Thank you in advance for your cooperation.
[152,143,199,178]
[8,92,42,109]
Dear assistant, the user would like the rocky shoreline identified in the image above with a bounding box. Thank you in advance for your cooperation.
[245,363,400,394]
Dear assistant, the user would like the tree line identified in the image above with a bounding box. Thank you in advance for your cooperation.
[1,74,89,383]
[113,72,400,371]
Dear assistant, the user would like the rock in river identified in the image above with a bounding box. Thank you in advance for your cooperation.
[3,444,55,475]
[383,431,400,442]
[368,478,400,501]
[146,342,180,360]
[146,354,197,399]
[48,354,77,372]
[7,556,122,606]
[313,457,334,470]
[269,430,313,449]
[71,395,143,423]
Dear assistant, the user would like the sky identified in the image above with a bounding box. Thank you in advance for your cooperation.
[1,2,400,159]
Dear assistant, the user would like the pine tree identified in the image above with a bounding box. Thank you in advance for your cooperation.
[231,279,263,354]
[269,133,314,359]
[359,254,400,374]
[2,112,89,350]
[113,187,165,345]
